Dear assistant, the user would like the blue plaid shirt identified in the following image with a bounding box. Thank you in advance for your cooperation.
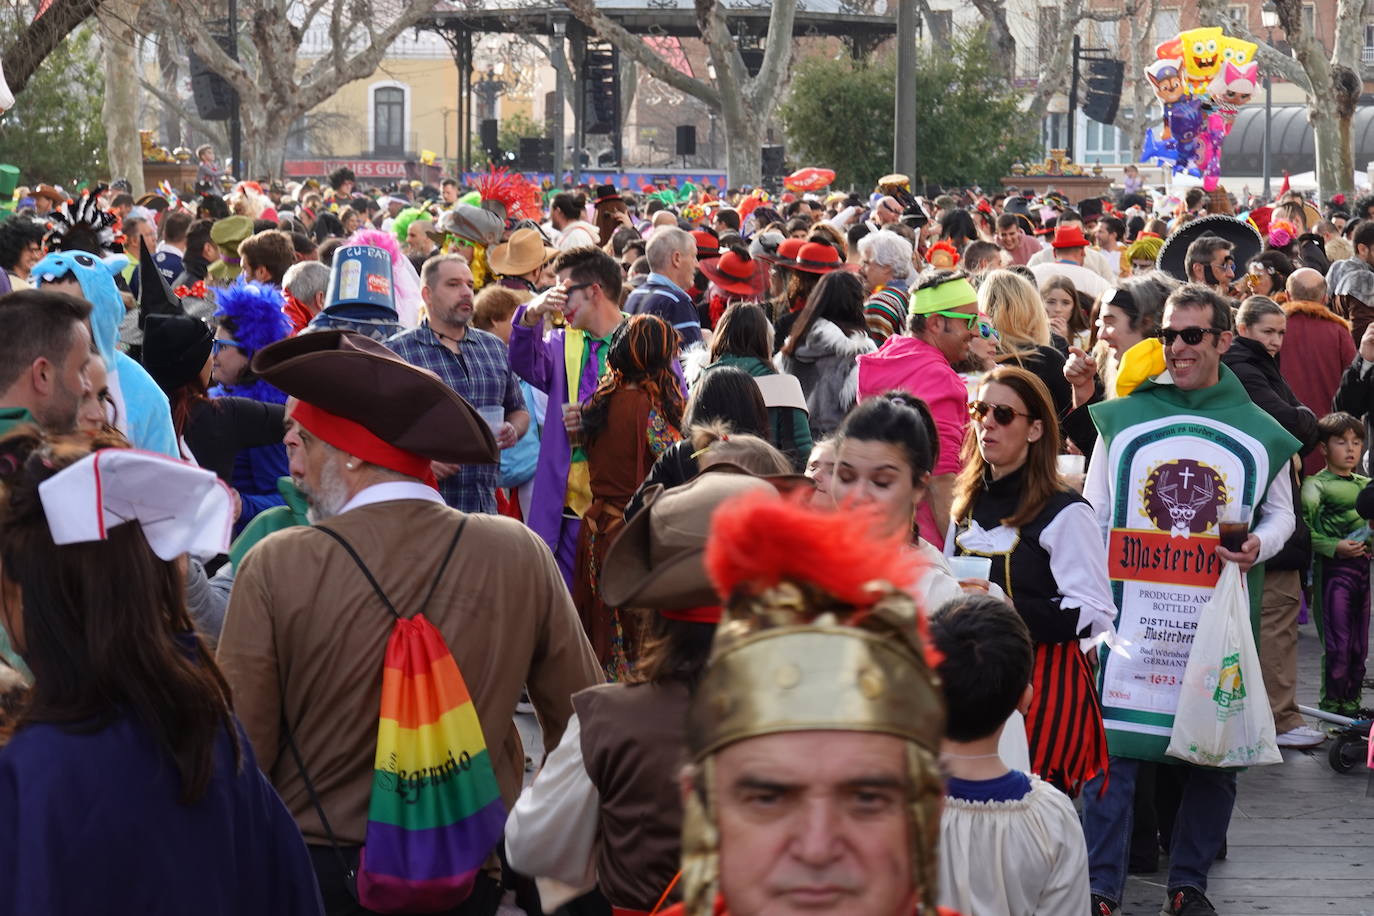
[386,321,525,513]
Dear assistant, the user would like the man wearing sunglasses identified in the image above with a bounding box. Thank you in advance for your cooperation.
[1080,284,1301,916]
[1184,234,1237,299]
[857,271,980,547]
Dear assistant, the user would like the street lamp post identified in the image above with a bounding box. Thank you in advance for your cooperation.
[1261,2,1279,201]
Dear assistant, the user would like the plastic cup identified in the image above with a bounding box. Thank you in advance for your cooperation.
[1219,503,1252,551]
[477,406,505,435]
[1057,454,1086,477]
[948,555,993,582]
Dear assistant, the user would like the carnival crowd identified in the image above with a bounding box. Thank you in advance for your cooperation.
[0,156,1372,916]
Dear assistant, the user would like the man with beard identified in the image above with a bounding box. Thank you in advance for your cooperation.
[216,329,601,916]
[0,289,93,436]
[387,255,528,513]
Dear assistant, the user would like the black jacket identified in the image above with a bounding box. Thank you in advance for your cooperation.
[1221,336,1318,455]
[1222,335,1315,571]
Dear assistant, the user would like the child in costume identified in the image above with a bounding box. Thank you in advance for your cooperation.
[931,592,1090,916]
[32,250,178,458]
[1300,411,1373,716]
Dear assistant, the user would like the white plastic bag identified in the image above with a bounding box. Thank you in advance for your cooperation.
[1166,562,1282,767]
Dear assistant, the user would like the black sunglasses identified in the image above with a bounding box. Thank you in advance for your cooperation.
[1157,326,1224,346]
[969,400,1031,425]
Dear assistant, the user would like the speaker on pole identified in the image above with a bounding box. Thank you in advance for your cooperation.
[189,44,237,121]
[675,125,696,158]
[761,144,785,180]
[1082,58,1125,125]
[480,118,499,158]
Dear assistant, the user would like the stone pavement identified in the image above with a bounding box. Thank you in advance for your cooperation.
[1121,618,1374,916]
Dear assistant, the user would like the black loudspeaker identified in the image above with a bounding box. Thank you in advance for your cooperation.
[1082,58,1125,125]
[519,136,553,172]
[675,125,696,157]
[480,118,499,156]
[761,144,785,179]
[189,43,236,121]
[741,47,764,78]
[583,44,619,135]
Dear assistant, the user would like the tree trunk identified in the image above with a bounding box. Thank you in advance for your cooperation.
[969,0,1016,79]
[99,1,144,194]
[1312,104,1346,199]
[722,105,765,187]
[156,32,182,149]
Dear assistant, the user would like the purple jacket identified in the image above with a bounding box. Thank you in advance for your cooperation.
[509,305,581,552]
[509,305,686,552]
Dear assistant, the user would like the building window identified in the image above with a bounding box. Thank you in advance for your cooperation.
[1365,23,1374,62]
[1081,115,1131,165]
[1227,5,1248,29]
[1302,3,1315,34]
[1155,8,1180,45]
[373,86,406,155]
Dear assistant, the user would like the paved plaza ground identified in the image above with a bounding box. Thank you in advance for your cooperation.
[1122,618,1374,916]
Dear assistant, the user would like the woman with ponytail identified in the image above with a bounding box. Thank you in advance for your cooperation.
[575,313,686,677]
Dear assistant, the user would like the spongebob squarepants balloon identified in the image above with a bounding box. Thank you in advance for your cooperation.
[1142,28,1259,190]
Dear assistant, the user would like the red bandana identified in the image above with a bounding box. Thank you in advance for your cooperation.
[291,400,437,488]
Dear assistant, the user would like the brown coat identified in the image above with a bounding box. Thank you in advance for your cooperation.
[217,498,602,846]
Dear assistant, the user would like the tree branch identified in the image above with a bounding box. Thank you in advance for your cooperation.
[137,75,229,150]
[1,0,104,95]
[1331,0,1363,69]
[747,0,798,109]
[565,0,721,107]
[1195,0,1310,89]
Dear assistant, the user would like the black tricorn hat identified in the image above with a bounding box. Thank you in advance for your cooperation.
[250,330,497,465]
[1155,215,1263,283]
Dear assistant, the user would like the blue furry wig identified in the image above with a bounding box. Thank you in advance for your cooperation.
[213,279,291,356]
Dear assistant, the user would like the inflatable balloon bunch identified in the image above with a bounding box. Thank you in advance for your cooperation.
[1141,26,1259,191]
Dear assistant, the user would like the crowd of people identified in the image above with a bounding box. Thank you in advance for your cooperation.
[1,159,1373,916]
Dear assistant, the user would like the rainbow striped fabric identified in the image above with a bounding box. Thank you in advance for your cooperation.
[357,614,507,912]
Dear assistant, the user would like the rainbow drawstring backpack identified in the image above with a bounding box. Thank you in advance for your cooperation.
[287,520,507,912]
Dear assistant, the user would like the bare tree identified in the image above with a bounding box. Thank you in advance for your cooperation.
[1027,0,1134,122]
[99,0,144,194]
[967,0,1016,77]
[1113,0,1163,159]
[565,0,798,186]
[1198,0,1363,198]
[1,0,104,97]
[148,0,443,179]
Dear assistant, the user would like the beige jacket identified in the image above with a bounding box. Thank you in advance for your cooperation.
[218,498,602,846]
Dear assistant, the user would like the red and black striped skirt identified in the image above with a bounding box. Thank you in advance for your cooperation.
[1025,640,1109,797]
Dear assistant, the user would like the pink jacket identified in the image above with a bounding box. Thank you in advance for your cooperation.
[856,336,969,546]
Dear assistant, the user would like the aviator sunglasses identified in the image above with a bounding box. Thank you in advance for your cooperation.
[968,400,1030,425]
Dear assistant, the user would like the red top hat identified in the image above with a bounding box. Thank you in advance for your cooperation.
[775,237,807,269]
[700,249,768,297]
[692,229,721,260]
[791,241,845,274]
[1050,224,1092,249]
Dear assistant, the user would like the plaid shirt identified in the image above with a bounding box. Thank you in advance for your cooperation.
[386,321,524,513]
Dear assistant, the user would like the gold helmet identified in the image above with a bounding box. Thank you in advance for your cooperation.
[680,492,946,915]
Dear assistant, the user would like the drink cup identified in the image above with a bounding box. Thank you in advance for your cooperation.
[948,555,993,582]
[477,406,505,436]
[1218,503,1252,552]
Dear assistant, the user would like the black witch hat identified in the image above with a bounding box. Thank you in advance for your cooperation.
[137,235,184,329]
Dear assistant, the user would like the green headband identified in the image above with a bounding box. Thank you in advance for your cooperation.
[911,277,978,315]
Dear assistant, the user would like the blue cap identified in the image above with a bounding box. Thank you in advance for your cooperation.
[324,244,396,314]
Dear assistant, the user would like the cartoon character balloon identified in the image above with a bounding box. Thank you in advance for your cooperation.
[0,58,12,113]
[1142,28,1260,191]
